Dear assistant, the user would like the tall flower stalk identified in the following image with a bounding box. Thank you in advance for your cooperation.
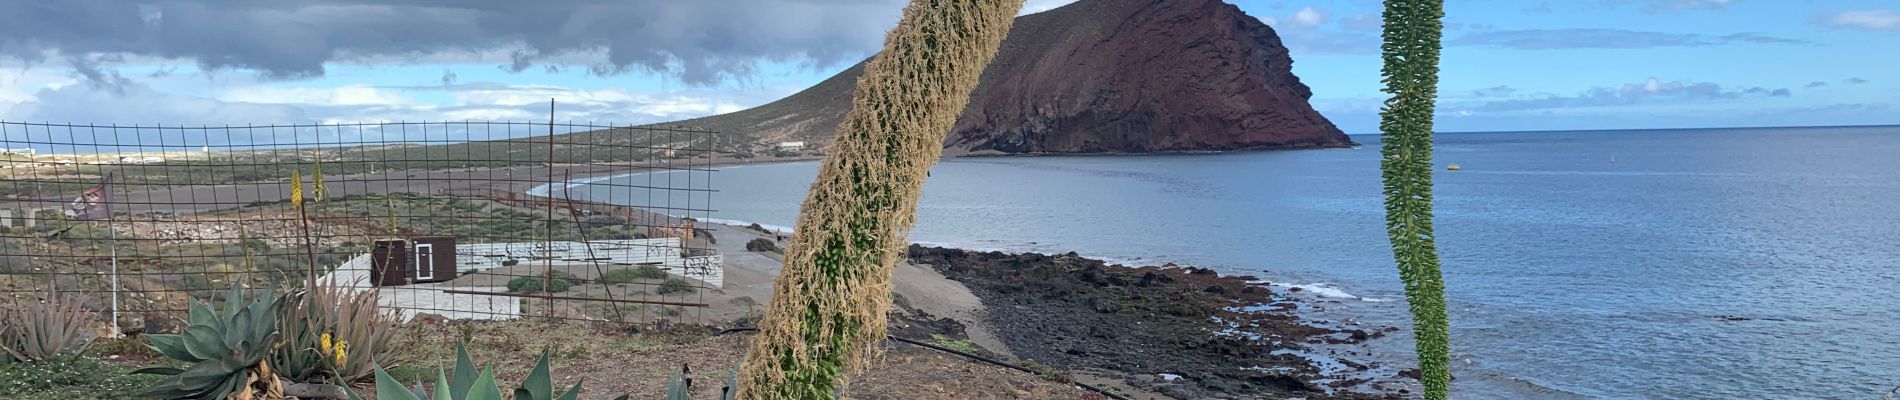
[1378,0,1451,399]
[734,0,1024,398]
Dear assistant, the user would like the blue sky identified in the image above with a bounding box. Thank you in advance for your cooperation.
[1,0,1895,135]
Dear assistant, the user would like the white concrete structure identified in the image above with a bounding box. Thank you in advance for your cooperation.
[776,141,805,151]
[316,237,723,321]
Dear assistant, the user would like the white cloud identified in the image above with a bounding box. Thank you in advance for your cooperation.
[1291,7,1327,27]
[220,85,412,106]
[1816,10,1900,31]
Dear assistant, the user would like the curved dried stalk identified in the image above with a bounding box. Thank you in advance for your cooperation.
[734,0,1025,398]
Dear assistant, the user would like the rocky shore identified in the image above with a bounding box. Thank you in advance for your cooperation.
[906,245,1410,399]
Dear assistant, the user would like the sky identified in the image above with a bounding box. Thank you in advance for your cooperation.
[0,0,1895,136]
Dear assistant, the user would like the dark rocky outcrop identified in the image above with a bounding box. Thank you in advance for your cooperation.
[663,0,1352,154]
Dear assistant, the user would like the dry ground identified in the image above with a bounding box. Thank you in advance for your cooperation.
[381,320,1102,400]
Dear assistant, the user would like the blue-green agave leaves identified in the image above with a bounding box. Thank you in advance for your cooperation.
[136,283,280,400]
[359,342,577,400]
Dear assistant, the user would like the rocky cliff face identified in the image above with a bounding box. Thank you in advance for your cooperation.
[663,0,1352,154]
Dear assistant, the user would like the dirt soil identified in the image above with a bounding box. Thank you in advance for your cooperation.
[383,320,1095,400]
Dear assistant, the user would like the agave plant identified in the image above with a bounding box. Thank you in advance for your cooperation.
[362,342,582,400]
[134,283,284,400]
[0,296,97,364]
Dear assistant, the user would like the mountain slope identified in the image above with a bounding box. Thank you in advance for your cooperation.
[663,0,1352,154]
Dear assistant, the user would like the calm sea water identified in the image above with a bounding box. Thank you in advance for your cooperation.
[560,126,1900,399]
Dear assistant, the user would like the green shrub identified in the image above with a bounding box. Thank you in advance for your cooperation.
[656,278,695,295]
[501,259,520,267]
[598,269,638,284]
[506,277,572,294]
[633,265,668,280]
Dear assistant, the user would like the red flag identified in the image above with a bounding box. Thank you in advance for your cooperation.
[63,173,113,221]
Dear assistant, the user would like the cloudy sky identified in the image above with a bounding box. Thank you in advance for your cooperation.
[0,0,1895,136]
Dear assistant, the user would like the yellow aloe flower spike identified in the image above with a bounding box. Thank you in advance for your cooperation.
[312,161,327,203]
[290,169,305,209]
[318,332,333,355]
[333,340,349,366]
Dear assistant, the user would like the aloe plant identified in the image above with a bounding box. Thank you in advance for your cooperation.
[133,283,284,400]
[273,281,403,384]
[362,342,582,400]
[0,296,96,364]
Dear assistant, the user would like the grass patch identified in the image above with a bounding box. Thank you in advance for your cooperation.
[507,276,573,293]
[929,334,979,354]
[657,277,696,295]
[599,265,668,284]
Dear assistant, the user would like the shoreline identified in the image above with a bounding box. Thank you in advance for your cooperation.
[707,221,1411,399]
[902,244,1412,399]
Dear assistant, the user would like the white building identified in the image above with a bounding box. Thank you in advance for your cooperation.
[776,141,806,151]
[0,148,34,156]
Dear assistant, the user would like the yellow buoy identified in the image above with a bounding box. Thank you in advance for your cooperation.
[1446,164,1461,171]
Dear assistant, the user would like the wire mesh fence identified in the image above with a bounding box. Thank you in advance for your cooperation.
[0,118,725,334]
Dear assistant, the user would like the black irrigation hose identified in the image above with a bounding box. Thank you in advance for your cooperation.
[713,327,1133,400]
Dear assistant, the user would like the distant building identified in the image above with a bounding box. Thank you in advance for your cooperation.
[777,141,806,152]
[0,148,33,156]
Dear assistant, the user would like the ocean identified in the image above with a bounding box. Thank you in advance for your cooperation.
[555,125,1900,399]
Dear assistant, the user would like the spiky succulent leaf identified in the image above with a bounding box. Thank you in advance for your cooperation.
[145,334,199,361]
[179,325,225,360]
[467,368,505,400]
[517,347,555,400]
[221,284,245,322]
[187,299,217,327]
[129,366,183,377]
[553,381,584,400]
[450,342,478,399]
[434,367,454,400]
[666,372,689,400]
[374,365,424,400]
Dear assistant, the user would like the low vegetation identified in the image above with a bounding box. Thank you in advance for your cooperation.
[598,265,669,284]
[657,277,696,295]
[928,334,979,354]
[0,354,163,400]
[508,276,574,294]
